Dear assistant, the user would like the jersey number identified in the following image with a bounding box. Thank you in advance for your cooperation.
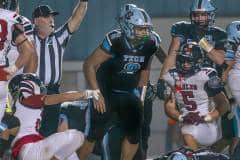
[180,91,197,111]
[0,19,8,50]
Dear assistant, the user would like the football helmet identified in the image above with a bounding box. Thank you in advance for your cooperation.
[226,21,240,45]
[176,42,202,76]
[190,0,216,28]
[8,73,46,101]
[117,4,153,42]
[0,0,18,11]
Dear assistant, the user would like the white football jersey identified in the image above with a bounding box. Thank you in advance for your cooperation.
[0,9,21,66]
[14,78,43,140]
[164,67,217,116]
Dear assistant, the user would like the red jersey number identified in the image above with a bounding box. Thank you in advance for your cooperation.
[180,90,197,111]
[0,19,8,50]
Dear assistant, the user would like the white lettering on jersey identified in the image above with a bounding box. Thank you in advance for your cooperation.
[123,55,145,63]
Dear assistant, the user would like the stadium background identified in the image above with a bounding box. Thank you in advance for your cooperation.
[20,0,239,158]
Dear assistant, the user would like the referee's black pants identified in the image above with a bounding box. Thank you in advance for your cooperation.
[39,84,60,137]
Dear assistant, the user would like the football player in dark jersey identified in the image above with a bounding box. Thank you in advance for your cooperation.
[82,4,165,160]
[157,0,227,100]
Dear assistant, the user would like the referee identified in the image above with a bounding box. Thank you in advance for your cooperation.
[31,0,88,137]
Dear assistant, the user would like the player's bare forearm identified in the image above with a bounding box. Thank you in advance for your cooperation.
[44,91,86,105]
[23,46,38,73]
[83,62,99,89]
[138,56,152,87]
[207,49,225,65]
[222,60,235,81]
[213,92,230,116]
[15,39,36,70]
[155,46,166,64]
[159,37,179,79]
[164,94,180,121]
[159,53,176,79]
[68,0,88,33]
[83,47,112,89]
[138,69,150,87]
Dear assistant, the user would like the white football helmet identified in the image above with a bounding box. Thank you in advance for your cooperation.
[117,4,153,40]
[226,21,240,44]
[190,0,216,28]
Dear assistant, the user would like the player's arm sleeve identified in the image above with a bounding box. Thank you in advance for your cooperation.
[215,30,228,51]
[21,95,46,109]
[18,81,46,108]
[170,21,186,38]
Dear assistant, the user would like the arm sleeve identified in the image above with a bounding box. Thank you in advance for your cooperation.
[18,80,46,109]
[21,95,46,109]
[214,30,228,51]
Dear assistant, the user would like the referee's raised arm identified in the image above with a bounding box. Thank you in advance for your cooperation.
[67,0,88,33]
[31,1,88,137]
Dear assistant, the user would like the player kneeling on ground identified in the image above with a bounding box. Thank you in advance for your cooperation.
[8,73,99,160]
[163,43,229,151]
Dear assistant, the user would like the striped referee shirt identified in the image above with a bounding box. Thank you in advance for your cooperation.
[34,23,72,85]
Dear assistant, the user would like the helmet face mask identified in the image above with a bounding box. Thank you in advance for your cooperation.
[176,43,202,76]
[133,25,152,44]
[190,0,216,28]
[118,4,153,44]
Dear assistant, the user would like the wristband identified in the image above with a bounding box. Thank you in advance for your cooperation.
[178,115,184,122]
[198,37,214,53]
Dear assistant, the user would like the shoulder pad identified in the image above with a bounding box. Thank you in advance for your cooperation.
[210,26,227,38]
[207,76,223,89]
[106,29,122,41]
[171,21,191,37]
[211,26,226,33]
[150,31,161,48]
[201,67,217,78]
